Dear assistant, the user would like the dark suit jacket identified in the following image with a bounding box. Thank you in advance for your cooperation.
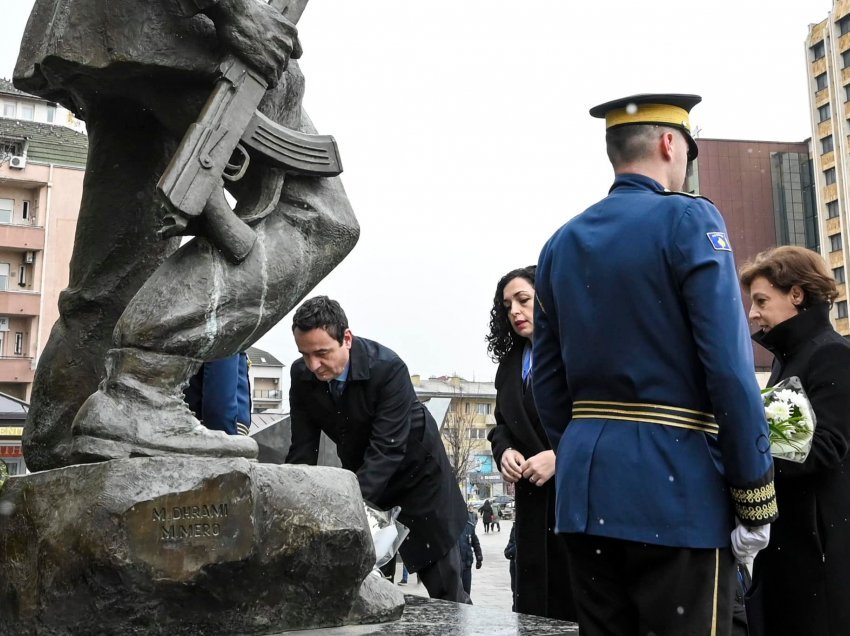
[286,336,466,571]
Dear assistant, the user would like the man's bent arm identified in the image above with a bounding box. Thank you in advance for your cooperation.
[356,358,412,503]
[285,371,321,465]
[672,200,777,525]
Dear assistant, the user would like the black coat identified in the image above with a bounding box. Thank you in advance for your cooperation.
[748,304,850,636]
[488,344,576,621]
[286,336,466,572]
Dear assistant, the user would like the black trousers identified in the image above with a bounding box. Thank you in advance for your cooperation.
[417,544,471,604]
[564,533,736,636]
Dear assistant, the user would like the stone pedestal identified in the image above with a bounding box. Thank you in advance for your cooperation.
[0,458,403,634]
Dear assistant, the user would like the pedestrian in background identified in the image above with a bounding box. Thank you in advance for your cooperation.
[458,509,483,598]
[478,500,494,533]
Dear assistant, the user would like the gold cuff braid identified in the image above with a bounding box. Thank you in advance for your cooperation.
[730,482,778,523]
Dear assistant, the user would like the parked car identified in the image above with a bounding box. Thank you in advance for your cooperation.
[499,501,515,520]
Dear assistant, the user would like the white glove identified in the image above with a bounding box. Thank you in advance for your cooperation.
[730,522,770,566]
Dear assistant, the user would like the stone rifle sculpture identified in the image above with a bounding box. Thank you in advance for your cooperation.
[0,0,404,632]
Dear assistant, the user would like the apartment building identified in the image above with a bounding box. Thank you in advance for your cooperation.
[0,80,87,473]
[806,0,850,335]
[246,346,286,412]
[412,374,503,499]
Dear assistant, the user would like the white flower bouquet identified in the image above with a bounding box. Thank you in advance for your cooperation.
[762,376,816,463]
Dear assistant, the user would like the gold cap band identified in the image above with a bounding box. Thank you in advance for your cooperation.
[605,104,691,132]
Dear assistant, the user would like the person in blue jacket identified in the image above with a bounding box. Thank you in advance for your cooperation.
[533,93,777,636]
[184,352,252,436]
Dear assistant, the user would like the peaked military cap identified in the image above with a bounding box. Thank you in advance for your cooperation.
[590,93,702,160]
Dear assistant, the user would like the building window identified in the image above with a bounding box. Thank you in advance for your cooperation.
[813,40,826,60]
[838,300,849,319]
[841,15,850,35]
[467,428,486,440]
[0,264,8,291]
[846,84,850,101]
[18,264,26,287]
[0,199,11,224]
[46,104,56,123]
[816,73,829,91]
[19,104,34,121]
[822,135,834,153]
[2,103,14,118]
[819,103,831,122]
[476,402,492,415]
[825,167,837,185]
[844,50,850,69]
[830,233,843,252]
[14,332,23,356]
[21,201,30,221]
[828,200,840,218]
[834,266,846,283]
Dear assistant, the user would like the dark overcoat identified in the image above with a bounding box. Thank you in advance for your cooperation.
[488,344,576,621]
[286,336,466,572]
[748,304,850,636]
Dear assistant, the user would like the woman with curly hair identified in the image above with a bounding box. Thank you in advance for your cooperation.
[740,246,850,636]
[486,265,576,620]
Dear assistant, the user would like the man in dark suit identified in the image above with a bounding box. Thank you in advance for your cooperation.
[285,296,469,603]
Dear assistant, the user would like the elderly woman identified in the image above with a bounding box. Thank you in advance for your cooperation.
[740,246,850,636]
[486,266,575,621]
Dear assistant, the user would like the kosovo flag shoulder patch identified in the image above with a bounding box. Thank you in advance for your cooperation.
[707,232,732,252]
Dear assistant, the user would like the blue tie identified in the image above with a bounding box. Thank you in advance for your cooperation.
[330,380,345,401]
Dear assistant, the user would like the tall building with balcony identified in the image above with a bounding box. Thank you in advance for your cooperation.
[806,1,850,336]
[0,81,87,402]
[246,346,286,413]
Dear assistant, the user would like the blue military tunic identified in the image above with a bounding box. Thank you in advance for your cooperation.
[533,173,777,549]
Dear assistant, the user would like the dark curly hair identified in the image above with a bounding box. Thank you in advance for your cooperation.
[486,266,536,363]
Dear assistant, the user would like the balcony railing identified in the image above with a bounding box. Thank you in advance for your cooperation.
[253,389,283,400]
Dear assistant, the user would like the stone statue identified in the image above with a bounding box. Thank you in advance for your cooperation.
[1,3,405,632]
[13,0,359,471]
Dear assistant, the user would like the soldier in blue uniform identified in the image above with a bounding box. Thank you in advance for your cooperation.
[533,94,777,635]
[184,353,252,436]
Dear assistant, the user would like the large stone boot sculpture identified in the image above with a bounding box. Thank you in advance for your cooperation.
[69,347,258,463]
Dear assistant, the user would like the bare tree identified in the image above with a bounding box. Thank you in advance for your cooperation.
[441,390,478,487]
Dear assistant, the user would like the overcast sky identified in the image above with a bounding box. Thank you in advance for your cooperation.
[1,0,834,382]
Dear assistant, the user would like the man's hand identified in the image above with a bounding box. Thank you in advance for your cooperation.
[520,450,556,487]
[208,0,302,88]
[475,559,482,570]
[500,449,526,483]
[730,522,770,566]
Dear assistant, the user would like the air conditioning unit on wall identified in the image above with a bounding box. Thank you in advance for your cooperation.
[9,155,26,169]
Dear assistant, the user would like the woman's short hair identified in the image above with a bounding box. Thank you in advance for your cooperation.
[486,266,536,363]
[739,246,838,307]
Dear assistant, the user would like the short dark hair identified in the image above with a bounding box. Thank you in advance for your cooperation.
[739,246,838,308]
[486,266,536,363]
[292,296,349,343]
[606,124,679,167]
